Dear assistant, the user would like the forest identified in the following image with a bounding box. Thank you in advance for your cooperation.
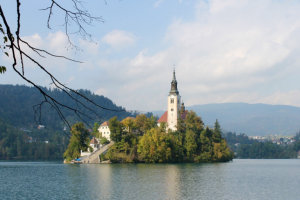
[224,132,300,159]
[0,84,133,160]
[0,84,132,129]
[0,118,68,160]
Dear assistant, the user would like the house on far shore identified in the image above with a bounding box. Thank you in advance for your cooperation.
[98,121,111,141]
[37,125,45,129]
[80,137,100,157]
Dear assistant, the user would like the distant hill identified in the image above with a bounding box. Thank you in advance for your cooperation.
[152,103,300,136]
[0,84,132,130]
[188,103,300,136]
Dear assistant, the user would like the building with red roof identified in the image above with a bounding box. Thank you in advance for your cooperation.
[157,70,187,131]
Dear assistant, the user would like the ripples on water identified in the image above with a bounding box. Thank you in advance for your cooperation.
[0,160,300,200]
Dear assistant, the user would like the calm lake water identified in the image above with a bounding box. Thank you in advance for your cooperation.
[0,159,300,200]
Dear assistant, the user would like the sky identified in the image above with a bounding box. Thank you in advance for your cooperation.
[1,0,300,111]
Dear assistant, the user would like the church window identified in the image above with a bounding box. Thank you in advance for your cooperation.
[171,98,174,103]
[171,108,174,111]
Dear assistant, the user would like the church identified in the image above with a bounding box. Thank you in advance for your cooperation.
[157,70,187,131]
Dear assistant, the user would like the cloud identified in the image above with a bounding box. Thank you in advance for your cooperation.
[101,30,136,50]
[4,0,300,112]
[94,0,300,111]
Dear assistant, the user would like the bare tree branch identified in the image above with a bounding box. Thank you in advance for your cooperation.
[0,1,126,131]
[41,0,104,48]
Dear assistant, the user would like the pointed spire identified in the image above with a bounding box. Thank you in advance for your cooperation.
[180,102,185,114]
[170,69,179,95]
[173,68,176,81]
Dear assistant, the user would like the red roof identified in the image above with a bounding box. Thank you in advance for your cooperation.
[157,110,188,123]
[157,111,168,123]
[90,137,98,144]
[100,121,109,126]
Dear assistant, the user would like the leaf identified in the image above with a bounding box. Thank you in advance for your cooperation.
[4,36,7,43]
[4,52,8,57]
[0,66,6,74]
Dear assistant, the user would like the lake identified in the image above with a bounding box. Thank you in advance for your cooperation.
[0,159,299,200]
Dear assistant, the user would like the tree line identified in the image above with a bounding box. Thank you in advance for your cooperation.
[0,84,132,130]
[0,118,68,160]
[223,132,300,159]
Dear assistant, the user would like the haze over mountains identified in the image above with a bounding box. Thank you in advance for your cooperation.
[154,103,300,136]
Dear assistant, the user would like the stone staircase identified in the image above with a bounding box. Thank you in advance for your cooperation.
[80,141,114,164]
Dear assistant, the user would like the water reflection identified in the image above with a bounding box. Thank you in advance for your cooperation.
[2,160,300,199]
[74,164,208,200]
[165,164,181,199]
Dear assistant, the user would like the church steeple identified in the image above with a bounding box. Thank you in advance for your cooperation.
[170,69,179,95]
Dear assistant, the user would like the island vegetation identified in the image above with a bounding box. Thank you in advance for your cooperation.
[99,111,234,163]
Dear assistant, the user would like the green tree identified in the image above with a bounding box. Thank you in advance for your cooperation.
[213,119,222,143]
[138,128,172,163]
[109,117,124,142]
[92,122,100,138]
[184,129,197,160]
[135,114,157,134]
[184,111,204,133]
[63,122,90,161]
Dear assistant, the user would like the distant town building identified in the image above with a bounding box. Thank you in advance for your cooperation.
[37,125,45,129]
[98,121,111,141]
[158,70,187,131]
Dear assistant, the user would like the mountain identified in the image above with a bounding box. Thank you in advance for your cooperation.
[188,103,300,136]
[0,84,133,130]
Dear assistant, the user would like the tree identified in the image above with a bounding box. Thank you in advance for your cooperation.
[184,129,197,160]
[137,128,172,163]
[121,117,136,134]
[184,111,204,133]
[91,122,100,138]
[109,117,124,142]
[63,122,90,161]
[0,1,123,129]
[213,119,222,143]
[135,114,157,134]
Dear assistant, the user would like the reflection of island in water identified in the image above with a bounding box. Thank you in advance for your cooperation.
[1,160,300,199]
[72,163,229,200]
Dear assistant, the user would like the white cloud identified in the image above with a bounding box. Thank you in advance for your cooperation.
[5,0,300,112]
[94,0,300,111]
[101,30,136,50]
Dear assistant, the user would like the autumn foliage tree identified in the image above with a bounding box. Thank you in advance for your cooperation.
[105,111,234,163]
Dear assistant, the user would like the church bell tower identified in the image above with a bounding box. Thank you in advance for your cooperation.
[167,69,181,131]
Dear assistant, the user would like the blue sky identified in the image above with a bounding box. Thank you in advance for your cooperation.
[1,0,300,111]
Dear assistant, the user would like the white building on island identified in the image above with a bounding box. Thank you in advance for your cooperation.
[80,137,100,157]
[98,121,111,141]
